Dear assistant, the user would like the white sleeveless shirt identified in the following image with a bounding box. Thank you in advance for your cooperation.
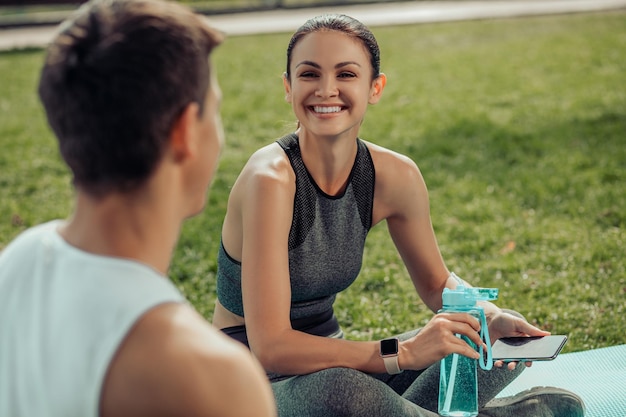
[0,221,185,417]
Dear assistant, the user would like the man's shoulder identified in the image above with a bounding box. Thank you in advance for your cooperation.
[0,220,62,294]
[0,220,61,257]
[100,303,276,417]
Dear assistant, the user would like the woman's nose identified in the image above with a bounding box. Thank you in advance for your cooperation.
[315,76,338,98]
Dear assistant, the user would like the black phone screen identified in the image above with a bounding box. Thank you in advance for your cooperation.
[492,335,568,361]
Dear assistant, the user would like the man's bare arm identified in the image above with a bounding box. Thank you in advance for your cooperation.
[100,303,276,417]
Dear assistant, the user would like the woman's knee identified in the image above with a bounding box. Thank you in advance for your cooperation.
[273,367,395,416]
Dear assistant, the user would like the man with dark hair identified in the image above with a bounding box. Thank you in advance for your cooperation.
[0,0,276,416]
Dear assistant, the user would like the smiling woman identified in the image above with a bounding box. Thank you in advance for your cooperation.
[210,12,584,417]
[282,29,386,146]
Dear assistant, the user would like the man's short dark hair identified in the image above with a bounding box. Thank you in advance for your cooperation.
[38,0,223,196]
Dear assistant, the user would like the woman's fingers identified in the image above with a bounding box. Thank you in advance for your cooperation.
[429,313,484,357]
[439,313,484,347]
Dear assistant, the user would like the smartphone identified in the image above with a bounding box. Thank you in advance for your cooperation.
[492,335,568,362]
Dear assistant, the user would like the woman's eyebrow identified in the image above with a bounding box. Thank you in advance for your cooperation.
[295,60,362,69]
[335,61,361,68]
[295,60,320,69]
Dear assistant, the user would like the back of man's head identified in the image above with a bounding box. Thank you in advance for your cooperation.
[38,0,223,197]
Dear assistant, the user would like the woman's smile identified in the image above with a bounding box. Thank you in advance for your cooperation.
[310,105,345,115]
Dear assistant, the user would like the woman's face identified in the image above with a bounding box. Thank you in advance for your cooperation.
[284,30,384,141]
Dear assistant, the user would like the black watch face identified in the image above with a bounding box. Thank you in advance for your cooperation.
[381,338,398,355]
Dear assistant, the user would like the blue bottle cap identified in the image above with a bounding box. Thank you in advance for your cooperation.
[442,285,498,307]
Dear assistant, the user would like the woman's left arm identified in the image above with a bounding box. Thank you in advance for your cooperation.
[370,145,549,356]
[369,144,451,312]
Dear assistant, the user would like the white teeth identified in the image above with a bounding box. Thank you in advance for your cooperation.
[313,106,342,114]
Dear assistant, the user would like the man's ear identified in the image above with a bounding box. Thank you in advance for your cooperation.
[369,73,387,104]
[283,72,292,103]
[169,102,200,163]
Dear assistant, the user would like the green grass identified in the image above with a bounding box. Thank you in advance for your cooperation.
[1,11,625,353]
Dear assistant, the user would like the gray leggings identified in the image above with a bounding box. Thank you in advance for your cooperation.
[271,329,524,417]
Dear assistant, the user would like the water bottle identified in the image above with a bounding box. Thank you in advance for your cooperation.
[438,274,498,417]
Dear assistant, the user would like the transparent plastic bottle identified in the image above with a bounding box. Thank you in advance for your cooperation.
[438,278,498,417]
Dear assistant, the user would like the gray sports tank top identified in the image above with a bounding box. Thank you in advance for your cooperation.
[217,133,375,320]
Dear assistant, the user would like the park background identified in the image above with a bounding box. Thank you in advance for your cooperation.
[0,1,624,354]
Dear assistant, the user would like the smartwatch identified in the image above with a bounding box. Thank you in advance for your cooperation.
[380,338,402,374]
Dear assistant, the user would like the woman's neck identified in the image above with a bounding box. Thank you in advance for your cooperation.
[297,129,359,196]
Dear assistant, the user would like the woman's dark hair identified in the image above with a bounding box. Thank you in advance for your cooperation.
[285,14,381,81]
[38,0,223,196]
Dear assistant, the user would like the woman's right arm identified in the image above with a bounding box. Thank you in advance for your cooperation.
[224,145,383,375]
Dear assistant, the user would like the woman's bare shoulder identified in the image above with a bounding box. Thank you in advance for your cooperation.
[238,142,293,184]
[362,140,422,182]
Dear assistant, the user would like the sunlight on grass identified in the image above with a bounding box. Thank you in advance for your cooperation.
[1,11,624,351]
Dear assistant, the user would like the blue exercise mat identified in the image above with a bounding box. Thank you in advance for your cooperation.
[496,344,626,416]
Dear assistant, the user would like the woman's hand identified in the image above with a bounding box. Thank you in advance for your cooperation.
[487,310,550,370]
[399,312,486,371]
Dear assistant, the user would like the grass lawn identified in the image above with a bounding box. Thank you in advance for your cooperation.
[1,10,624,353]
